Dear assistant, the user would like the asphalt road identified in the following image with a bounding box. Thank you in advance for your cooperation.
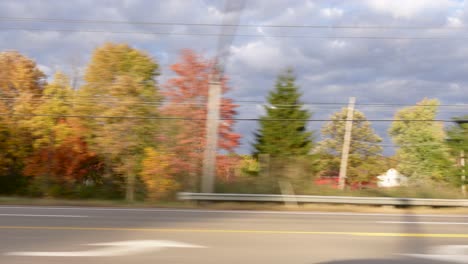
[0,206,467,264]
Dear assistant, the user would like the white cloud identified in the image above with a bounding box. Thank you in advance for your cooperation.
[230,41,285,72]
[256,26,265,35]
[207,5,223,19]
[365,0,457,18]
[329,40,347,49]
[447,9,464,27]
[320,8,344,18]
[38,64,52,76]
[447,16,463,27]
[449,82,461,91]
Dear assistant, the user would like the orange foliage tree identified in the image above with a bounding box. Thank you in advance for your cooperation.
[23,73,102,187]
[24,119,102,185]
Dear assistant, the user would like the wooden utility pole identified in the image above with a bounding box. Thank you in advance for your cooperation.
[338,97,356,190]
[461,150,466,197]
[201,74,222,193]
[199,0,245,193]
[126,174,135,202]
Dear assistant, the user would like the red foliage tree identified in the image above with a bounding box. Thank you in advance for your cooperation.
[162,50,241,184]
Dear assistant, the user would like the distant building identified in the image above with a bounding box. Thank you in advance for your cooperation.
[376,168,408,188]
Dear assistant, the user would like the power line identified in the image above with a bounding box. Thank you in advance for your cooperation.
[317,145,425,167]
[0,113,463,122]
[1,98,467,112]
[353,139,444,147]
[0,16,465,30]
[1,27,467,40]
[356,102,468,107]
[238,101,467,108]
[352,148,424,166]
[0,94,466,108]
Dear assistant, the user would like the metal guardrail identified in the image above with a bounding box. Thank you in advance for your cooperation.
[178,192,468,207]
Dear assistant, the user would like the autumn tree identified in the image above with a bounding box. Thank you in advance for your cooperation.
[162,49,240,191]
[389,98,453,184]
[26,73,73,148]
[23,72,73,191]
[0,51,45,193]
[318,108,383,184]
[78,43,160,201]
[140,147,179,200]
[23,73,101,192]
[0,51,45,100]
[23,120,101,186]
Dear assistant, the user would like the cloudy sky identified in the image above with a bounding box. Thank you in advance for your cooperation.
[1,0,467,154]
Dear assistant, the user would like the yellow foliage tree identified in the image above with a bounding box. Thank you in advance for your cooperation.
[77,42,160,201]
[0,51,45,179]
[140,148,179,201]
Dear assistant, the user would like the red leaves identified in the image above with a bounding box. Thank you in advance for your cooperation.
[24,138,100,183]
[216,155,241,182]
[162,49,241,179]
[24,120,101,184]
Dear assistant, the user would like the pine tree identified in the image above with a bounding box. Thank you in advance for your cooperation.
[253,69,313,157]
[447,115,468,186]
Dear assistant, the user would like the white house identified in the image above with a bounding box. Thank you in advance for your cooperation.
[376,168,408,188]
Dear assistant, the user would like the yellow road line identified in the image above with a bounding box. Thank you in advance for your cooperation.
[0,226,467,238]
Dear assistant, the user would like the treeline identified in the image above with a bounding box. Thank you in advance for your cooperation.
[245,71,466,195]
[0,44,240,200]
[0,43,466,200]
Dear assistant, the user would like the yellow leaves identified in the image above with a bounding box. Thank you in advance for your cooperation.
[239,155,260,174]
[25,72,74,149]
[12,92,36,116]
[140,148,180,201]
[83,42,158,86]
[0,51,45,95]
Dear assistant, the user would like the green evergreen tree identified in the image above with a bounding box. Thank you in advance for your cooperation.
[253,69,313,157]
[447,115,468,153]
[447,115,468,186]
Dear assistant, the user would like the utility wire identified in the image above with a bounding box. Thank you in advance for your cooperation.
[0,16,466,30]
[352,147,423,166]
[353,139,444,147]
[0,113,463,122]
[0,94,466,108]
[0,98,467,112]
[0,27,467,40]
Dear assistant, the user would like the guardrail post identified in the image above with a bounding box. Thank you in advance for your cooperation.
[279,180,298,209]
